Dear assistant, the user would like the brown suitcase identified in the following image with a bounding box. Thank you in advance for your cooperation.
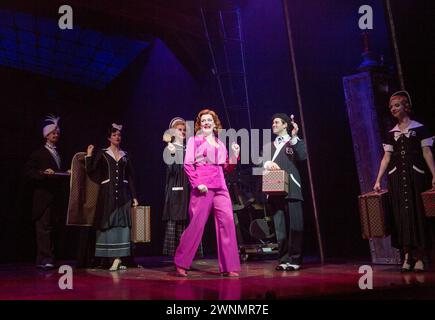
[358,190,390,239]
[421,189,435,217]
[67,152,100,226]
[262,170,289,195]
[131,206,151,243]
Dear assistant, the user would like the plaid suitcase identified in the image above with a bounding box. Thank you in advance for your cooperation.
[131,206,151,243]
[421,189,435,217]
[262,170,289,195]
[358,190,390,239]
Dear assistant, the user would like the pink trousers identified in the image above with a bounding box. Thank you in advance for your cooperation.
[174,187,240,273]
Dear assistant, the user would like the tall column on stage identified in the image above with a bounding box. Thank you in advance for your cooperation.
[343,33,400,264]
[282,0,324,263]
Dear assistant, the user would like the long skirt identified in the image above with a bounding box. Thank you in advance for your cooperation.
[95,226,131,257]
[388,161,432,250]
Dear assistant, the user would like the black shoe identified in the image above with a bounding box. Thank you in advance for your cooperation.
[285,263,301,271]
[36,263,56,271]
[275,263,288,271]
[44,263,56,270]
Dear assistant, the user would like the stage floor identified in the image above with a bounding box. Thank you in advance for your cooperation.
[1,257,435,300]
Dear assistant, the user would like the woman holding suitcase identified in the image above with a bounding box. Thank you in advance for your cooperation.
[374,91,435,272]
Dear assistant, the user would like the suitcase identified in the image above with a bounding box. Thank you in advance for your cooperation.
[262,170,289,195]
[421,189,435,217]
[358,190,390,239]
[67,152,100,226]
[131,206,151,243]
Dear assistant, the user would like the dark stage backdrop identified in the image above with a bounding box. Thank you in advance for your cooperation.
[242,0,394,259]
[280,0,394,260]
[0,0,433,264]
[0,40,214,263]
[386,0,435,131]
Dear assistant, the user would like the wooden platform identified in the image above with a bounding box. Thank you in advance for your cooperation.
[1,257,435,300]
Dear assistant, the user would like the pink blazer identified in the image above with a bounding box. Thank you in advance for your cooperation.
[184,135,238,189]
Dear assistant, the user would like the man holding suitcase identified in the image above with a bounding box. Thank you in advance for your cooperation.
[262,113,307,271]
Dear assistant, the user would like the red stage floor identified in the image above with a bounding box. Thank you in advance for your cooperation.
[1,257,435,300]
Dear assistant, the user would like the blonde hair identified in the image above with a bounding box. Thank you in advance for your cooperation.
[389,95,411,113]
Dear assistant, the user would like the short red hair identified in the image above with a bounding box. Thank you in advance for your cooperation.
[194,109,223,134]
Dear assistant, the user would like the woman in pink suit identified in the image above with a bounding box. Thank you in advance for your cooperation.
[174,109,241,277]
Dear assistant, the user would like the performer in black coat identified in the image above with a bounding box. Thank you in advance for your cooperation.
[24,115,69,270]
[162,117,190,256]
[85,124,138,271]
[262,113,307,271]
[162,117,203,257]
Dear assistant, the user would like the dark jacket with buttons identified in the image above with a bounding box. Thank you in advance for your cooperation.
[85,148,136,230]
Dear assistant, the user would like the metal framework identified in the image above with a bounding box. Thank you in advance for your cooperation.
[200,6,252,130]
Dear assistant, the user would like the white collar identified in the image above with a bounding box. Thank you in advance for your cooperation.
[271,134,290,162]
[45,142,56,149]
[389,120,423,133]
[104,148,126,161]
[275,134,290,144]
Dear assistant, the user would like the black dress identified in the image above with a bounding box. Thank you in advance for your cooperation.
[383,120,433,250]
[85,148,136,257]
[162,144,190,222]
[162,144,190,256]
[162,143,203,256]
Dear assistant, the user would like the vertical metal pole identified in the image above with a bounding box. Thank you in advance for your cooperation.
[200,7,232,128]
[218,10,236,105]
[236,9,253,130]
[282,0,325,263]
[385,0,405,90]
